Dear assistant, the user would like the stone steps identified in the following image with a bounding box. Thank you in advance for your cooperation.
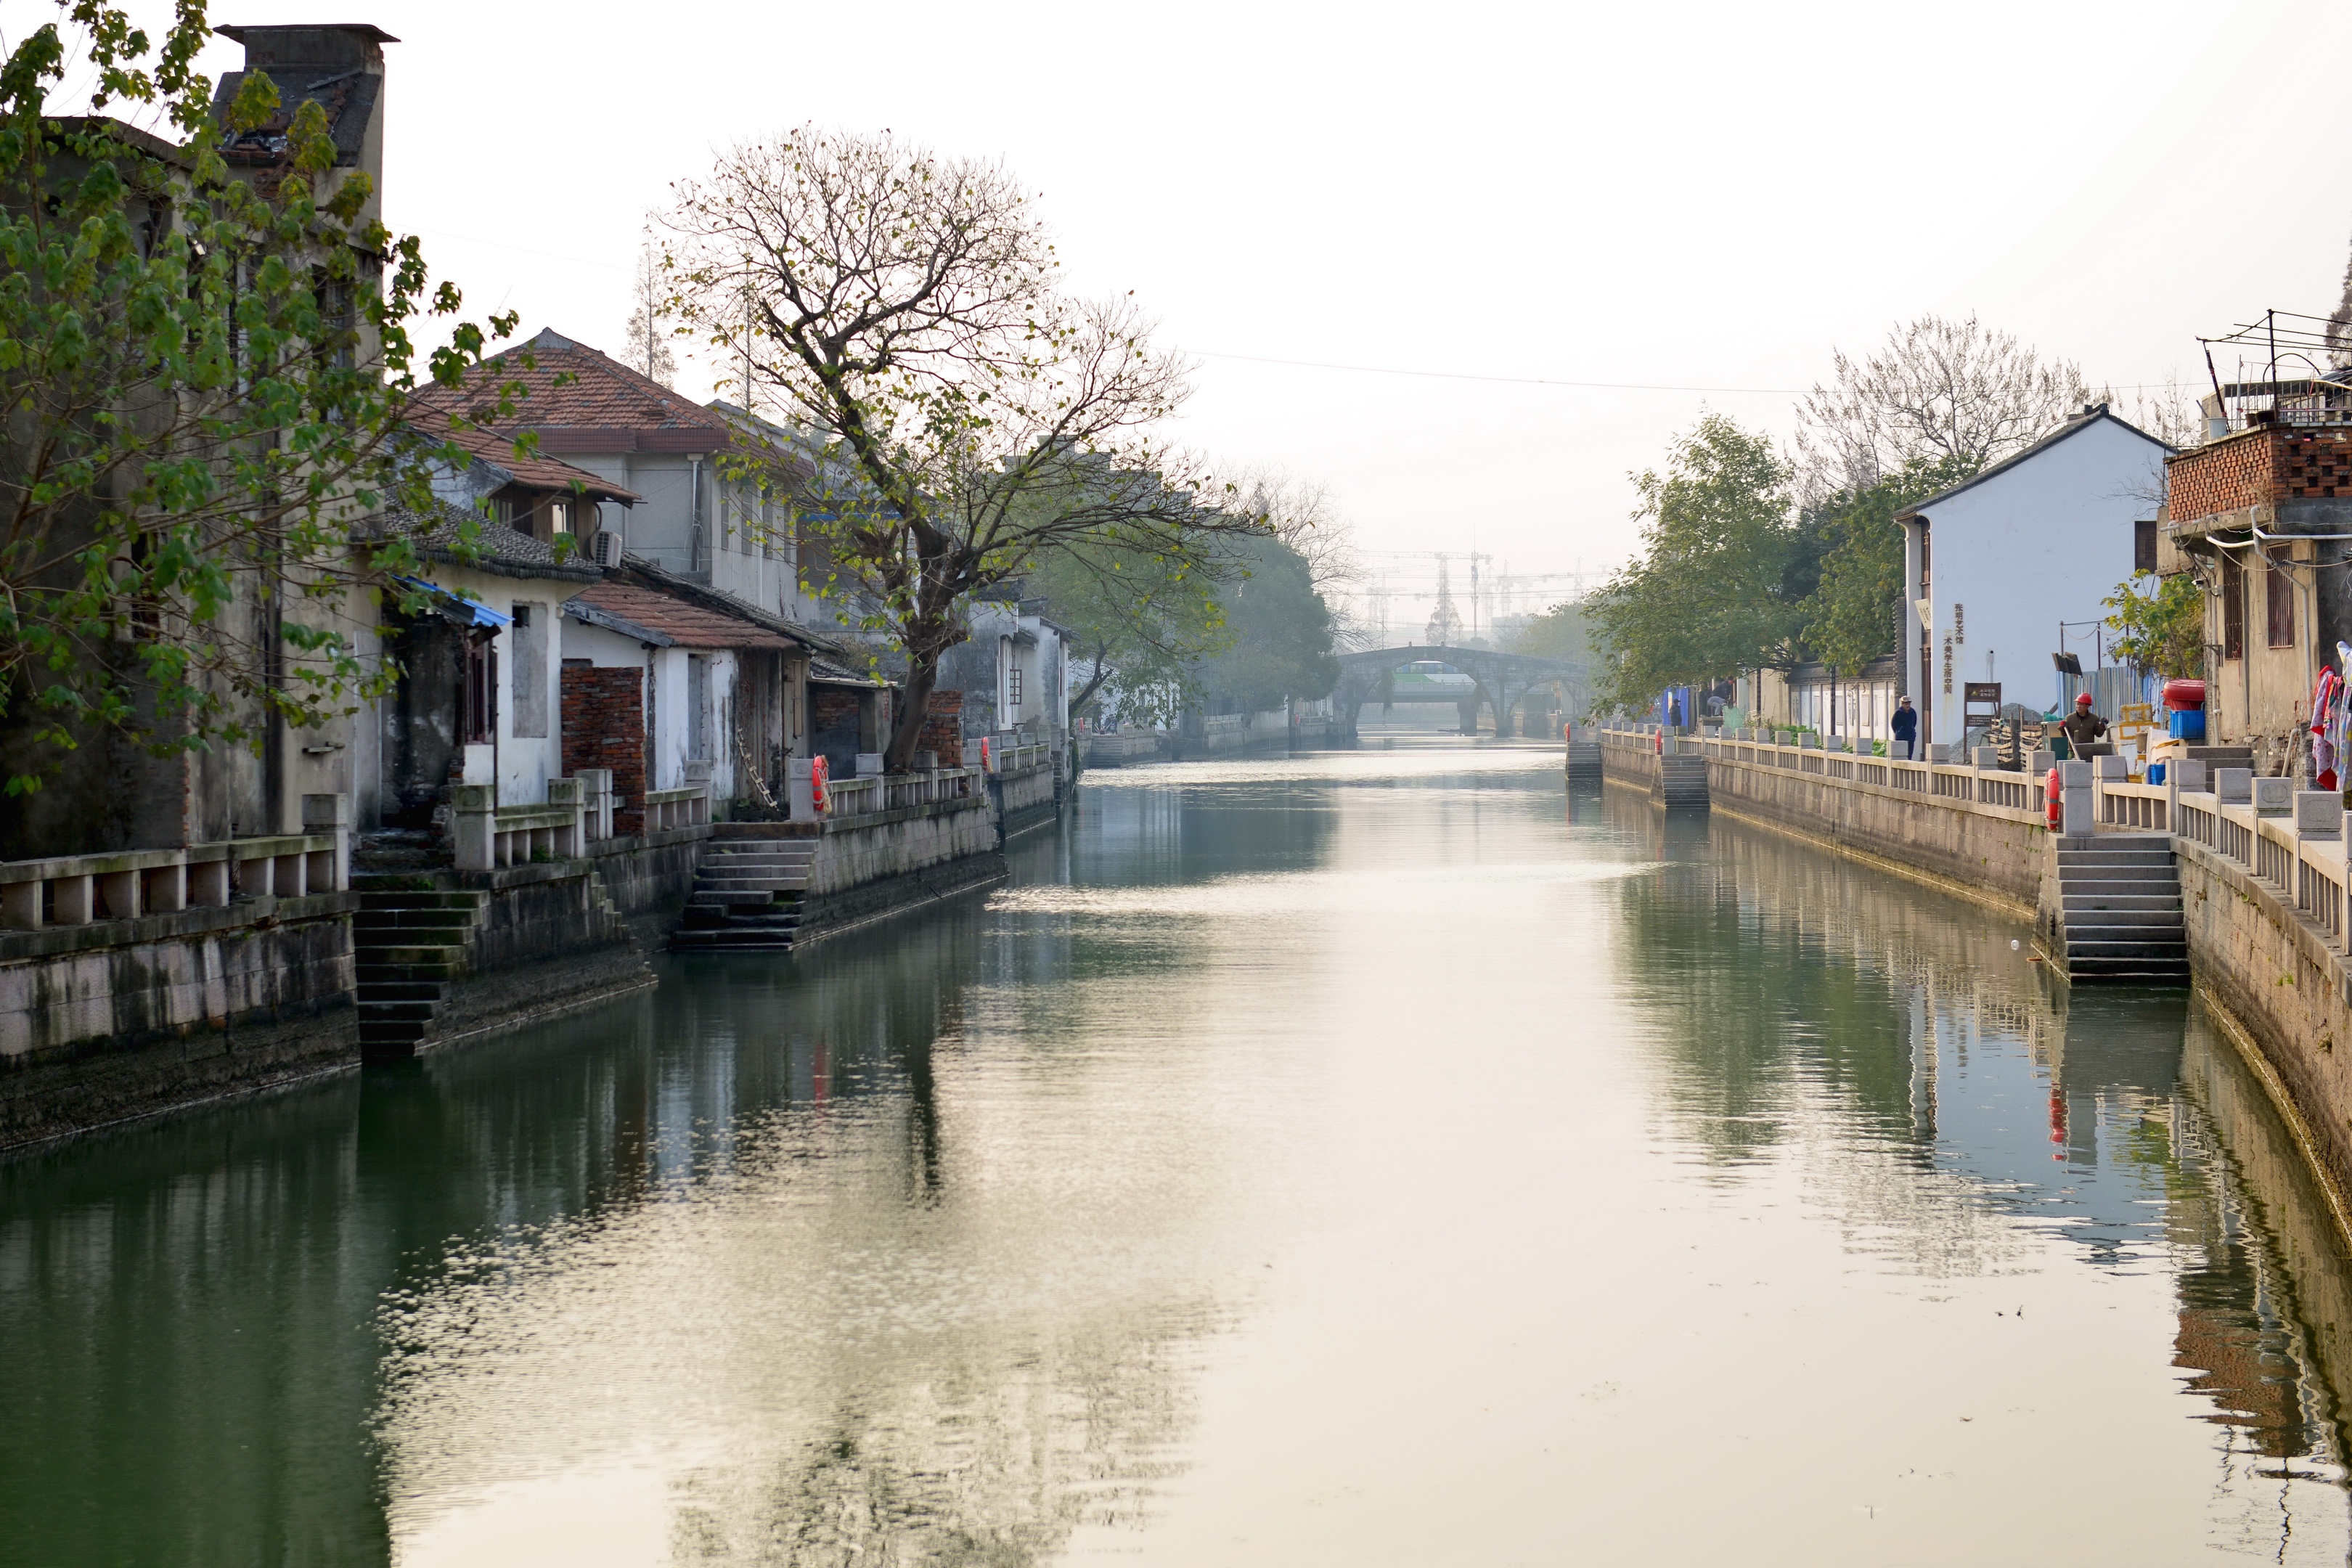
[351,884,489,1059]
[674,841,813,951]
[2049,838,2188,987]
[1653,756,1710,808]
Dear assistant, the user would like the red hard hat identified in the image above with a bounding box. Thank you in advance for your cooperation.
[2075,693,2094,706]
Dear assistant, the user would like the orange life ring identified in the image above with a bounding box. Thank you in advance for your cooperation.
[810,754,830,816]
[2044,767,2061,830]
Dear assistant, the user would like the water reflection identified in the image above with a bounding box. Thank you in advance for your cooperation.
[1598,785,2352,1549]
[6,748,2352,1564]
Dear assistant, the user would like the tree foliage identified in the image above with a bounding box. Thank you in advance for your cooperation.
[659,127,1264,769]
[1588,415,1799,712]
[2104,571,2204,679]
[1028,528,1230,730]
[1196,534,1337,714]
[0,1,517,793]
[1505,596,1594,665]
[1800,455,1973,675]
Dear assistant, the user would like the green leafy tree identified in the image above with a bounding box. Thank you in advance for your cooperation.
[1589,415,1798,712]
[1506,597,1595,665]
[658,128,1265,771]
[0,2,519,795]
[1800,455,1975,674]
[1030,534,1230,730]
[2103,572,2205,678]
[1197,535,1338,714]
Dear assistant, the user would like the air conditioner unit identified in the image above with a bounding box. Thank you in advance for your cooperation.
[590,529,623,568]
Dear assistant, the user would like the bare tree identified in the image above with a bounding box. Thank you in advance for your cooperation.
[2098,370,2201,451]
[660,128,1265,769]
[623,244,676,387]
[1222,467,1368,647]
[1795,314,2089,500]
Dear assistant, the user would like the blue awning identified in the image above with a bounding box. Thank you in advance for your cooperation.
[393,574,512,629]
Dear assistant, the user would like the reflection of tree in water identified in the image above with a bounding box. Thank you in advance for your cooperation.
[665,1323,1206,1565]
[368,882,1240,1559]
[1601,790,2352,1540]
[1602,794,1928,1167]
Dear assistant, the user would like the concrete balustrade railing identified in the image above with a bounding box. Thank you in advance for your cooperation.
[451,776,679,871]
[574,767,616,842]
[1594,722,2051,822]
[816,766,983,822]
[454,783,587,871]
[0,792,350,931]
[641,785,710,833]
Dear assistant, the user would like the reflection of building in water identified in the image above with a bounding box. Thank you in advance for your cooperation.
[1598,788,2352,1516]
[0,884,1221,1565]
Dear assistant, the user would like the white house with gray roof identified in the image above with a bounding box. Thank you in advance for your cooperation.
[1896,405,2171,754]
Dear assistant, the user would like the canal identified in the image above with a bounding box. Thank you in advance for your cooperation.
[4,742,2352,1564]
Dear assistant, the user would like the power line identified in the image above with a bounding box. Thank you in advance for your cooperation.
[1192,348,2202,398]
[1189,350,1803,394]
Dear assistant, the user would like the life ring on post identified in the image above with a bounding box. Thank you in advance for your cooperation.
[2045,767,2062,830]
[810,754,829,817]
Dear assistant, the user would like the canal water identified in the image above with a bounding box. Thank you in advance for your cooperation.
[6,742,2352,1565]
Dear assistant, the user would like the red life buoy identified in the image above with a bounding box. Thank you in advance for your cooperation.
[810,754,830,816]
[2045,767,2061,830]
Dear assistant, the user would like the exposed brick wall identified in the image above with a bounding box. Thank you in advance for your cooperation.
[2279,428,2352,499]
[562,664,647,836]
[2168,430,2282,523]
[921,688,962,763]
[812,689,862,732]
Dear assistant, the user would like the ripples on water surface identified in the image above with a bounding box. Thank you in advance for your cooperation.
[4,740,2352,1564]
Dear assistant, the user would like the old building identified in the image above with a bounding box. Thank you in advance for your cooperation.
[1896,406,2171,754]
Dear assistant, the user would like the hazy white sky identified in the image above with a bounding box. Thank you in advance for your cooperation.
[123,2,2352,617]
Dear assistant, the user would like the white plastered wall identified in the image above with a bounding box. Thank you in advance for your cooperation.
[1907,419,2166,751]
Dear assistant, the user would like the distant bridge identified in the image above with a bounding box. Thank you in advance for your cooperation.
[1332,645,1587,738]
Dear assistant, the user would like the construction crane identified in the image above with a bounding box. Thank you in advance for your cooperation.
[1354,552,1606,646]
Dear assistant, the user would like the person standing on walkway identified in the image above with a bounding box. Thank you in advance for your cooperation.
[2059,693,2109,753]
[1892,697,1918,760]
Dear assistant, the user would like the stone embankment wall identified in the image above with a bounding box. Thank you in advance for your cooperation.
[1,767,1067,1148]
[0,893,358,1146]
[743,795,1010,944]
[420,853,656,1048]
[1596,722,2352,1219]
[995,763,1061,840]
[1600,734,2044,910]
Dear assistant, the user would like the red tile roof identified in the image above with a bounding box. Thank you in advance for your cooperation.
[425,330,731,454]
[404,407,640,502]
[567,580,797,650]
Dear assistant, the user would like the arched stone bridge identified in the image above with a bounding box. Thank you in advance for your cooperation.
[1332,645,1588,738]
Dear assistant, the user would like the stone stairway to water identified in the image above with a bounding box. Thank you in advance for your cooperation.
[2043,833,2189,984]
[351,881,490,1060]
[671,834,817,951]
[1653,752,1710,808]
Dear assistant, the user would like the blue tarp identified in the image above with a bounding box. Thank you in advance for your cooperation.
[393,575,511,629]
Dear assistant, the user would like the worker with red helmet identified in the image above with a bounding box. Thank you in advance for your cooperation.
[2057,693,2108,752]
